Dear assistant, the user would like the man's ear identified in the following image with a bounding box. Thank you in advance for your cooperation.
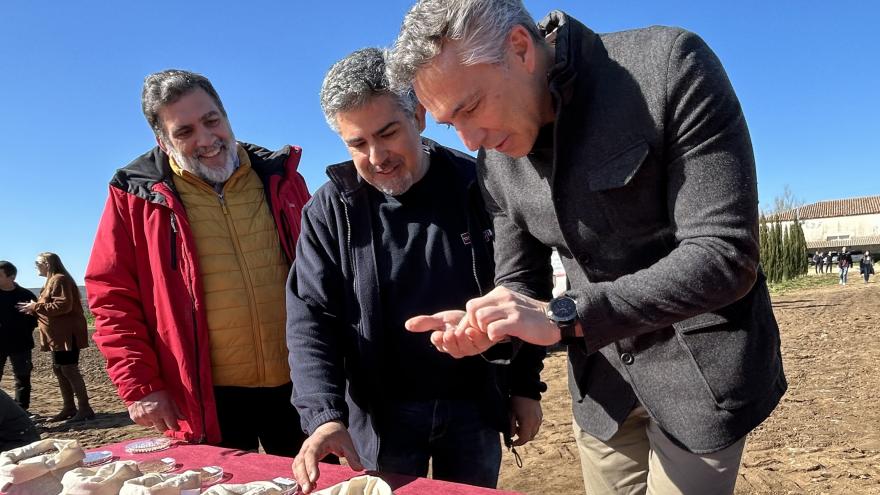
[508,24,537,74]
[414,103,427,133]
[156,135,168,153]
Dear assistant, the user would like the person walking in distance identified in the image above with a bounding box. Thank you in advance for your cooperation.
[860,251,874,283]
[838,247,853,285]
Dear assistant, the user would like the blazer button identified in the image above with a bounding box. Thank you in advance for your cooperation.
[620,353,635,365]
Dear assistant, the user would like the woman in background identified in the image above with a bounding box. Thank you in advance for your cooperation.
[18,252,93,422]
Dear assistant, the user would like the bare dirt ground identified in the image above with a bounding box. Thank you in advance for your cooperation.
[3,279,878,494]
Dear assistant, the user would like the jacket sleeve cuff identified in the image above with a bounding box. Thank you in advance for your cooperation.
[510,384,547,401]
[305,410,347,436]
[121,379,166,404]
[569,289,614,355]
[292,392,350,435]
[508,343,548,400]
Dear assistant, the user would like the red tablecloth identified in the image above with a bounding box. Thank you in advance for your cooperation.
[98,439,521,495]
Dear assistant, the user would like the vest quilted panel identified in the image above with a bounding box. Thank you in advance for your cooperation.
[171,149,290,387]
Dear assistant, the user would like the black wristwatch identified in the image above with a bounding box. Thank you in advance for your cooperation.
[546,295,578,339]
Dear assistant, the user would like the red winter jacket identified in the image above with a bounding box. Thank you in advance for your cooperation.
[86,143,310,444]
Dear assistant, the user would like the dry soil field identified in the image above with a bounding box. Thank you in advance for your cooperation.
[3,279,878,494]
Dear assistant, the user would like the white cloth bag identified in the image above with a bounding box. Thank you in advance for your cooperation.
[60,460,141,494]
[314,475,393,495]
[0,438,85,494]
[119,470,202,495]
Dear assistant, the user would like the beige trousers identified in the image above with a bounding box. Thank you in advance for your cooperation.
[573,406,746,495]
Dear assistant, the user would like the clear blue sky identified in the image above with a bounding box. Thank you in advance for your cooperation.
[2,1,877,289]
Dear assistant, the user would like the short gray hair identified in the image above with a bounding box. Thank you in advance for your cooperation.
[142,69,227,138]
[320,47,419,132]
[388,0,541,89]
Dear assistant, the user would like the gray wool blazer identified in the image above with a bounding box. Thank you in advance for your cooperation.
[478,11,787,453]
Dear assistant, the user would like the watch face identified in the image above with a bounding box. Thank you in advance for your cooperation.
[549,296,577,322]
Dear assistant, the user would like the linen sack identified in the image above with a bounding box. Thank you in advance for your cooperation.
[120,470,201,495]
[60,460,141,494]
[0,438,85,494]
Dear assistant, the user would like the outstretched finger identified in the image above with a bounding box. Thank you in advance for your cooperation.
[405,315,446,333]
[292,453,318,494]
[302,450,322,493]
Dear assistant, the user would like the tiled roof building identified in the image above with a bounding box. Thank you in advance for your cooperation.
[772,195,880,222]
[771,195,880,251]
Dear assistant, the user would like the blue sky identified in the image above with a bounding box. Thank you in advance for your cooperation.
[2,1,877,289]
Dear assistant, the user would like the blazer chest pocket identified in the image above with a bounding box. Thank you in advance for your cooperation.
[583,140,665,234]
[586,140,650,192]
[673,312,776,410]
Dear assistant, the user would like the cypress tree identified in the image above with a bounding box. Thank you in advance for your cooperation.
[765,221,777,283]
[770,218,785,283]
[759,215,770,275]
[783,224,794,281]
[792,220,808,277]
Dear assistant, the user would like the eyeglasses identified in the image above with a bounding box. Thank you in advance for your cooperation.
[34,260,45,266]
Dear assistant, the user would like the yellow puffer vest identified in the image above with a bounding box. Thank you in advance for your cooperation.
[171,146,290,387]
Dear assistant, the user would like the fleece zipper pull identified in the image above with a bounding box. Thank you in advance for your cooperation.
[504,435,524,468]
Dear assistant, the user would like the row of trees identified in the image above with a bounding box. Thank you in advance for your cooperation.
[759,216,808,283]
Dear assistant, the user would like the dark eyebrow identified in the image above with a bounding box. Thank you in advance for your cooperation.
[171,124,193,136]
[169,110,221,136]
[343,120,398,146]
[436,93,478,126]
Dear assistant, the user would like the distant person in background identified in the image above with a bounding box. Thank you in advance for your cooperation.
[17,252,93,422]
[825,252,834,274]
[813,252,822,274]
[0,261,38,412]
[0,389,39,452]
[838,247,853,285]
[860,251,874,283]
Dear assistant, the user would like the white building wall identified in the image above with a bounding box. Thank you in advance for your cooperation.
[781,213,880,244]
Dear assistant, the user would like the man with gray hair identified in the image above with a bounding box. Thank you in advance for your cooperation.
[395,1,786,494]
[86,69,311,456]
[286,47,546,493]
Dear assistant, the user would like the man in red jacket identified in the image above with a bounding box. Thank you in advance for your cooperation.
[85,70,311,456]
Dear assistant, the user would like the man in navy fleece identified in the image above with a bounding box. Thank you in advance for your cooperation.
[286,47,546,493]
